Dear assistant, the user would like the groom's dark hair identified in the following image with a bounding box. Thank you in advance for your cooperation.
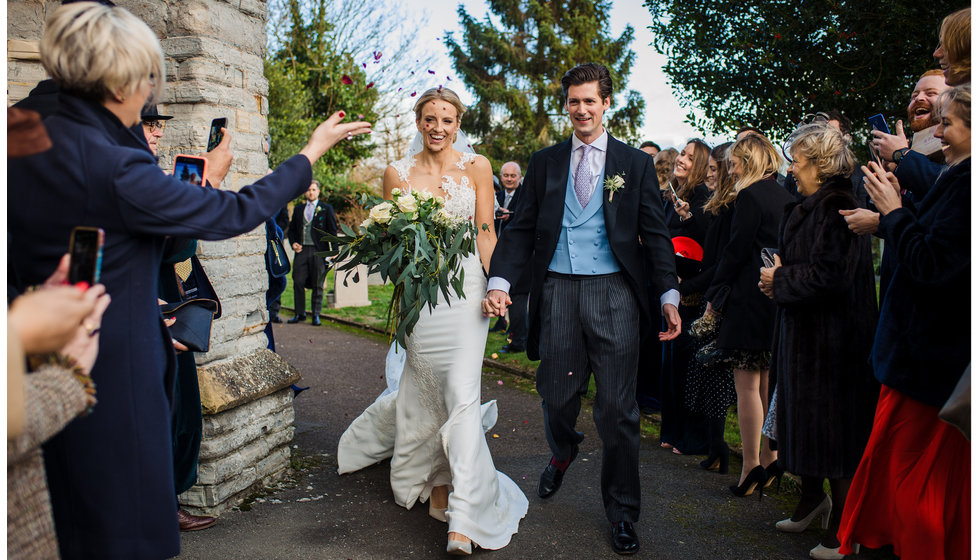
[561,63,613,102]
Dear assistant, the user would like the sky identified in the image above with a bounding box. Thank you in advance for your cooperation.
[397,0,731,150]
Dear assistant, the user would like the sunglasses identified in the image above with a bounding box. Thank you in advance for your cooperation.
[142,120,166,131]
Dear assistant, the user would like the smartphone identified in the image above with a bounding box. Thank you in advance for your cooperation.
[207,118,227,152]
[867,139,883,167]
[68,226,105,285]
[868,114,890,135]
[668,183,681,205]
[761,247,778,268]
[173,154,208,186]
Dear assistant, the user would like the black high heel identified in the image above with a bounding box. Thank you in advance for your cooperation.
[699,446,730,474]
[729,465,767,500]
[763,461,784,493]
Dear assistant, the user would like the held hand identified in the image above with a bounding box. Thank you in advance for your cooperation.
[675,199,692,220]
[292,242,303,253]
[59,286,111,375]
[300,111,373,164]
[162,315,190,353]
[862,162,902,216]
[872,120,909,161]
[9,283,104,354]
[838,208,880,235]
[42,253,72,288]
[659,303,682,341]
[482,289,511,318]
[758,254,780,299]
[203,128,233,188]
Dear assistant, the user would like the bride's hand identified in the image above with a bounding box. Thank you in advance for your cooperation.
[300,111,372,164]
[482,290,511,318]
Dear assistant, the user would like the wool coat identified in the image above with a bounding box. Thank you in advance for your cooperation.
[7,92,312,558]
[873,158,971,407]
[705,178,794,352]
[769,175,880,478]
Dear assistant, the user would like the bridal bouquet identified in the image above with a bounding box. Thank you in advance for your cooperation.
[321,188,478,347]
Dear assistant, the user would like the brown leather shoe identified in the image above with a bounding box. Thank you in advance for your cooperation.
[178,508,216,531]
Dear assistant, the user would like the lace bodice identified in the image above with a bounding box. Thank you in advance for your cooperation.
[390,152,478,220]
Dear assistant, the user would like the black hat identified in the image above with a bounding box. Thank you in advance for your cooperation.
[140,105,173,122]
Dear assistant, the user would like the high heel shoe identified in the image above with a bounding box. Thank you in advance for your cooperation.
[729,465,767,499]
[447,536,473,556]
[700,447,730,474]
[775,494,831,533]
[763,461,785,492]
[428,502,447,523]
[809,543,846,560]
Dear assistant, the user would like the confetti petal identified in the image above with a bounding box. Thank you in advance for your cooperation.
[341,74,353,85]
[497,380,504,386]
[410,91,417,97]
[365,82,374,90]
[362,62,367,68]
[492,434,500,438]
[567,371,573,376]
[428,70,436,74]
[491,353,499,359]
[373,51,383,61]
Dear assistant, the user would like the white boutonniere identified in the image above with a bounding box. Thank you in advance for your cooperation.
[604,173,626,202]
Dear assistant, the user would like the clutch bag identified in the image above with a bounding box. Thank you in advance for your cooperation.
[160,298,219,353]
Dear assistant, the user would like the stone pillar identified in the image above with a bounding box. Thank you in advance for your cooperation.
[7,0,300,514]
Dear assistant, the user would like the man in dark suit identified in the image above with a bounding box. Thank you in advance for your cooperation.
[491,161,522,336]
[484,63,681,555]
[287,180,338,325]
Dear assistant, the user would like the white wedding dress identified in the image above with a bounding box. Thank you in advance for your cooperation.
[337,151,528,550]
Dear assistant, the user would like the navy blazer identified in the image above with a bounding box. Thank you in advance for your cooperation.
[490,134,678,360]
[873,158,970,407]
[8,92,311,558]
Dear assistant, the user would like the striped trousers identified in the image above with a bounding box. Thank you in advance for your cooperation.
[536,271,641,523]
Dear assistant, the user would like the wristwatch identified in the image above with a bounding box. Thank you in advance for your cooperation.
[892,147,911,164]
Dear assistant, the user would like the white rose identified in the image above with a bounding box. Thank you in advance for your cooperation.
[359,217,373,231]
[391,187,401,196]
[369,202,393,224]
[396,195,418,215]
[418,190,434,201]
[432,208,451,227]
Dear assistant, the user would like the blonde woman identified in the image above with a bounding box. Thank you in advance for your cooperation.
[338,87,528,555]
[7,4,370,557]
[701,134,795,496]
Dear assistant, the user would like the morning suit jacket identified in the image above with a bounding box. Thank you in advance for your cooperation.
[287,200,338,253]
[8,92,312,559]
[490,134,679,360]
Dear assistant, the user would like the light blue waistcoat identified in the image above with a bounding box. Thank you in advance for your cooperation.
[548,166,621,275]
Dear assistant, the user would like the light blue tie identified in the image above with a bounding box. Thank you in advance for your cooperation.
[574,144,593,208]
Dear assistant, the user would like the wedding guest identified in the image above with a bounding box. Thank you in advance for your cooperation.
[759,124,879,559]
[654,147,679,195]
[701,134,794,497]
[659,139,712,456]
[935,7,970,86]
[683,141,737,474]
[6,4,370,557]
[837,84,971,560]
[639,140,661,158]
[287,180,338,326]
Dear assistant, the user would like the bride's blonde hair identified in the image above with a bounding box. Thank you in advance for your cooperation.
[413,87,466,122]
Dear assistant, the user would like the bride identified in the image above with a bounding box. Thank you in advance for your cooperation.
[337,87,528,554]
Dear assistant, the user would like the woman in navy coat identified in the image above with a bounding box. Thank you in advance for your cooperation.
[7,4,370,558]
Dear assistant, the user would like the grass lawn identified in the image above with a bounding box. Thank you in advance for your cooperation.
[280,270,746,460]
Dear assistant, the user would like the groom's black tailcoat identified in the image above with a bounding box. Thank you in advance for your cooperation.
[490,135,678,361]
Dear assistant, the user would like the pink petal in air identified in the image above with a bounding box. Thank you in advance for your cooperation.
[341,74,353,85]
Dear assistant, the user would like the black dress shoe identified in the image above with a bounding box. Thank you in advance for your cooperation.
[499,343,525,354]
[537,444,578,498]
[611,521,639,555]
[311,316,321,326]
[489,318,508,332]
[287,315,306,324]
[269,315,282,324]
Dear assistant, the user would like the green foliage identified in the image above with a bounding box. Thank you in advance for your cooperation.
[265,0,379,178]
[445,0,645,168]
[320,190,477,348]
[645,0,962,142]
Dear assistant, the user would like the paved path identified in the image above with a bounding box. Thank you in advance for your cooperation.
[179,322,880,559]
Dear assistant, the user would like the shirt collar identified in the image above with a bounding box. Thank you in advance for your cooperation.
[571,129,608,154]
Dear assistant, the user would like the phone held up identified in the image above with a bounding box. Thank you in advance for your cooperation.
[68,226,105,285]
[173,154,208,187]
[760,247,778,269]
[207,118,227,152]
[868,114,890,135]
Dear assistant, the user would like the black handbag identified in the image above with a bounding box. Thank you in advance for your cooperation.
[160,298,219,352]
[267,234,290,278]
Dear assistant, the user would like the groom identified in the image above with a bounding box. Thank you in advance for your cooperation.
[483,62,680,555]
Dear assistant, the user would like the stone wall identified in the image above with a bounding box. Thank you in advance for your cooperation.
[7,0,299,514]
